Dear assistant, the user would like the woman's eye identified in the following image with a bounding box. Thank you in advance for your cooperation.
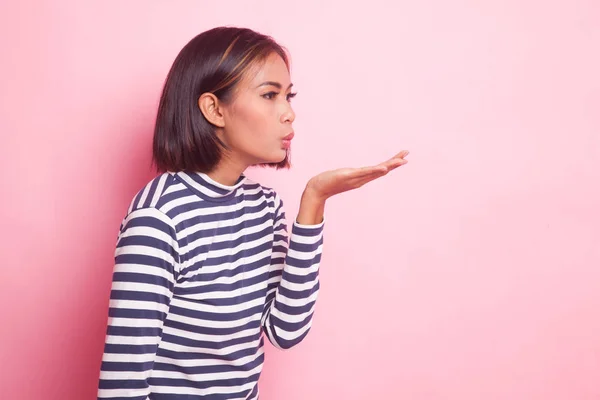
[262,92,278,100]
[287,92,297,102]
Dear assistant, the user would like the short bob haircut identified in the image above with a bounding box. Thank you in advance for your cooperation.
[152,26,291,173]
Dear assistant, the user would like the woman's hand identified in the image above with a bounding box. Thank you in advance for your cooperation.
[295,151,409,225]
[306,150,409,202]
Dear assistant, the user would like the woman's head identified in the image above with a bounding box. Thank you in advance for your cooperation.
[152,26,296,173]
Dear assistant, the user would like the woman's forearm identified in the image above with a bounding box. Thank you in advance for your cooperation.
[296,186,326,225]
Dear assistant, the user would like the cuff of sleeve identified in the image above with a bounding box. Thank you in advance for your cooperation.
[292,218,325,233]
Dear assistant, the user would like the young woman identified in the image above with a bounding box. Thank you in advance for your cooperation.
[97,26,408,400]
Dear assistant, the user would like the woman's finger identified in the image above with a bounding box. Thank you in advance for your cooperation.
[350,169,388,186]
[386,158,408,170]
[392,150,409,159]
[355,159,407,185]
[379,152,409,169]
[346,151,409,181]
[351,165,387,178]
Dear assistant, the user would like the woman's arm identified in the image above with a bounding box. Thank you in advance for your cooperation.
[295,187,326,225]
[97,207,179,399]
[261,194,324,350]
[261,150,409,349]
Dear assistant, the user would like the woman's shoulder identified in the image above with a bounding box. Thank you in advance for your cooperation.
[243,176,282,205]
[125,172,178,215]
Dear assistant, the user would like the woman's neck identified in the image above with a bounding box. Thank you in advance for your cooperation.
[207,155,249,186]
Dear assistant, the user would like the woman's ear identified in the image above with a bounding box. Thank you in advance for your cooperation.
[198,93,225,128]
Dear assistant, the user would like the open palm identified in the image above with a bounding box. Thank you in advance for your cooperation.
[307,151,409,200]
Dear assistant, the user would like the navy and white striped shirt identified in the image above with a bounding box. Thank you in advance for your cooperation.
[98,171,324,399]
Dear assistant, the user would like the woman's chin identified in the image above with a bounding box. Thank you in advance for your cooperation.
[249,149,288,166]
[266,150,288,164]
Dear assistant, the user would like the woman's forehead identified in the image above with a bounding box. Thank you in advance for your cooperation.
[246,54,291,89]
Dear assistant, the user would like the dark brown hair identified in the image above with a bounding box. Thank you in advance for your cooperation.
[152,26,291,173]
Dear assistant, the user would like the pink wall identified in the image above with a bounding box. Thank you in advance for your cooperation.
[1,1,599,399]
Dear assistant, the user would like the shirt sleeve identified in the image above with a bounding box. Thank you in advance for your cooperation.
[261,194,325,350]
[97,207,179,399]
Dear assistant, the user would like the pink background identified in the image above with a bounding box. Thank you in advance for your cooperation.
[1,1,599,399]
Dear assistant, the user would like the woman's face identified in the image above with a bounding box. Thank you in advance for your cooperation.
[219,53,296,166]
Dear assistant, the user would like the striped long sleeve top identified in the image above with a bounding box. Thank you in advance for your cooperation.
[97,171,324,400]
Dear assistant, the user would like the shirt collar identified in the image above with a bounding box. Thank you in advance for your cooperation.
[175,171,246,202]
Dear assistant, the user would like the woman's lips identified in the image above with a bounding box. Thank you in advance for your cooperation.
[282,132,294,149]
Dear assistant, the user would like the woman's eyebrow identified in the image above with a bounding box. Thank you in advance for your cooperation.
[256,81,294,90]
